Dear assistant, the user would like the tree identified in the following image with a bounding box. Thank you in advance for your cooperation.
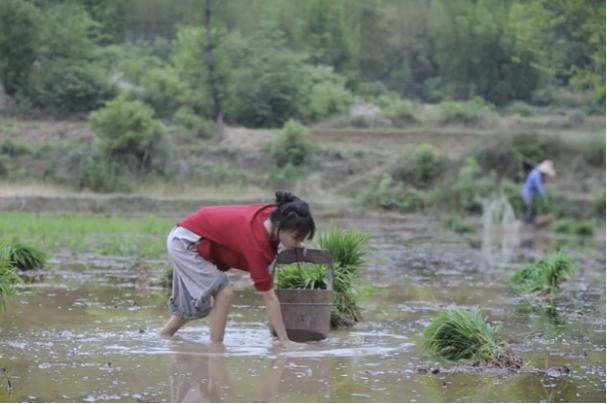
[0,0,40,96]
[429,0,540,104]
[302,0,356,82]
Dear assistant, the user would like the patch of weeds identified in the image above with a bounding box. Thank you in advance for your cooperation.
[508,252,575,296]
[0,138,32,156]
[446,216,475,234]
[357,173,426,212]
[551,218,595,237]
[380,97,418,126]
[505,101,534,117]
[436,97,494,125]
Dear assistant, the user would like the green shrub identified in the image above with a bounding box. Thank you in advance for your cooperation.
[1,138,31,156]
[414,143,441,186]
[381,98,417,125]
[78,153,124,192]
[508,252,575,296]
[552,219,595,237]
[89,95,169,174]
[437,97,493,125]
[173,107,215,139]
[299,65,353,121]
[424,309,502,361]
[2,240,47,271]
[454,157,491,212]
[139,67,188,118]
[506,101,533,117]
[473,141,524,181]
[446,216,475,234]
[270,120,313,168]
[512,133,564,165]
[358,174,426,213]
[422,77,447,103]
[0,246,23,311]
[28,61,115,114]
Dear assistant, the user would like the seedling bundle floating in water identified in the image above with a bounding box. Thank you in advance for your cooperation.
[508,252,575,296]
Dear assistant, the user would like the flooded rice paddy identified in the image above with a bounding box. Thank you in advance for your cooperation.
[0,214,605,402]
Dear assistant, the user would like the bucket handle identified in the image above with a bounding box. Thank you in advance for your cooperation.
[270,248,334,291]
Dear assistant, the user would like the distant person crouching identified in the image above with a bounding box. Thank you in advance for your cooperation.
[521,160,556,225]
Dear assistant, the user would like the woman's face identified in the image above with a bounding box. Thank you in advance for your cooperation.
[278,230,307,249]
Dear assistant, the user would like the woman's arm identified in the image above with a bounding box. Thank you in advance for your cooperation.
[260,289,289,342]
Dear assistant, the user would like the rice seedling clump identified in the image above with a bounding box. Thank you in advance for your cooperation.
[3,241,48,271]
[508,252,575,295]
[0,246,23,311]
[423,309,502,362]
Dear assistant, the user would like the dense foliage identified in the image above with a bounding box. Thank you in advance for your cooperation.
[0,0,603,120]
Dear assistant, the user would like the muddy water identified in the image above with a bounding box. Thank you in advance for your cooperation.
[0,215,604,402]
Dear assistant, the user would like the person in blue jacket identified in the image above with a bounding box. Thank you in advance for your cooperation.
[521,160,556,225]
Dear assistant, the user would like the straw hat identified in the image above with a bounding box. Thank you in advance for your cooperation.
[538,160,556,177]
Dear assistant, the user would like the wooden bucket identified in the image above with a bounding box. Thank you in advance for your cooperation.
[271,248,334,342]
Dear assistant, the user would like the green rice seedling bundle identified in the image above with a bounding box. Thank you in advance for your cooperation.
[0,246,23,311]
[508,252,575,295]
[423,309,502,361]
[274,225,369,328]
[3,241,47,271]
[275,263,328,290]
[318,226,369,327]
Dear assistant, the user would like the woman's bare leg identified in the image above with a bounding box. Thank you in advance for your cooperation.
[160,315,188,337]
[209,286,233,343]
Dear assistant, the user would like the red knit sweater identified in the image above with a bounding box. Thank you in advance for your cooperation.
[177,203,278,291]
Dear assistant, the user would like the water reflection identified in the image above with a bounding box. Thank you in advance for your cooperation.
[169,340,230,402]
[167,339,332,402]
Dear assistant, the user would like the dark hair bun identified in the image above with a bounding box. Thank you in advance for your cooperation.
[270,190,316,240]
[275,190,296,206]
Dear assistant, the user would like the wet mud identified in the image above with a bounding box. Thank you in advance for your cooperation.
[0,214,604,402]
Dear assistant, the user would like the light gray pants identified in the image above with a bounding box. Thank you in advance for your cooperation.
[166,227,229,320]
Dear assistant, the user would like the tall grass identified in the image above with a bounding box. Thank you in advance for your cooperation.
[508,252,575,295]
[423,309,502,361]
[0,247,23,311]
